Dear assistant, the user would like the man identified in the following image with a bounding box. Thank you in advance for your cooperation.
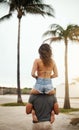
[26,94,59,130]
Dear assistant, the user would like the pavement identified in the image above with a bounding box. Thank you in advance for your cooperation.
[0,106,79,130]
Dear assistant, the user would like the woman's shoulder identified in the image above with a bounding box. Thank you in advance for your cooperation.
[51,59,56,64]
[34,58,42,62]
[33,58,42,64]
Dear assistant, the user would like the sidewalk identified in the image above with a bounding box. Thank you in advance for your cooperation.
[0,106,79,130]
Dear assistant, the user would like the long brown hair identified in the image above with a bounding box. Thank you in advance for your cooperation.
[38,43,53,66]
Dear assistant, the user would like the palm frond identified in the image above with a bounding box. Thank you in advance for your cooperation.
[24,6,44,16]
[43,37,62,44]
[50,37,62,42]
[50,24,64,31]
[70,37,79,42]
[22,0,43,5]
[67,24,79,30]
[0,13,12,21]
[0,0,6,2]
[67,25,79,41]
[24,4,54,17]
[43,30,56,37]
[39,4,54,17]
[72,27,79,36]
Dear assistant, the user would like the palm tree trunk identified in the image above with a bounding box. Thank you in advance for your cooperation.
[63,39,70,109]
[17,18,23,103]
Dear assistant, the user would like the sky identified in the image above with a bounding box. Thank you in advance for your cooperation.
[0,0,79,88]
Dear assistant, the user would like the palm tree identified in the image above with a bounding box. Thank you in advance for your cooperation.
[43,24,79,109]
[0,0,54,103]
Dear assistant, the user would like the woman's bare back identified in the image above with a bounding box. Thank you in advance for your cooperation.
[37,59,53,78]
[31,58,58,79]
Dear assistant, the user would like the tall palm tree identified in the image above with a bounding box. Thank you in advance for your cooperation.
[43,24,79,109]
[0,0,54,103]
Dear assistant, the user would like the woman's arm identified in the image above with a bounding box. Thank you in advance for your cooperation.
[51,61,58,78]
[31,59,38,79]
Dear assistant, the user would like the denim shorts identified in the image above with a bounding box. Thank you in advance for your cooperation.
[34,78,54,94]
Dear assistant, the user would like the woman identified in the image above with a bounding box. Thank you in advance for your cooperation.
[31,43,58,94]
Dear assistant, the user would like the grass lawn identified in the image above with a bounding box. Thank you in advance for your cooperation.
[0,102,79,113]
[0,102,26,106]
